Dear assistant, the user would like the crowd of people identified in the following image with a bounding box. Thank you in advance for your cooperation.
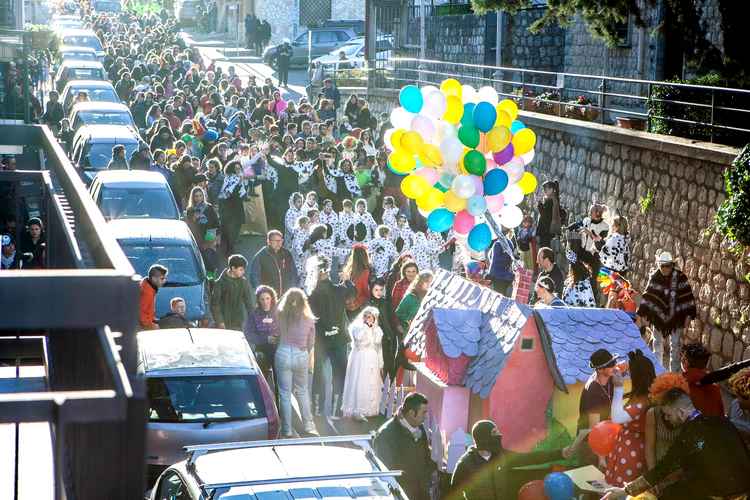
[4,5,749,499]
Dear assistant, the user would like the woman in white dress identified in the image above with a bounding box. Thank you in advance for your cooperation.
[341,306,384,421]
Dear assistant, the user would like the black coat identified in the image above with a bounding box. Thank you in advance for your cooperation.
[308,278,355,350]
[451,446,563,500]
[158,312,191,328]
[373,417,434,500]
[249,246,298,297]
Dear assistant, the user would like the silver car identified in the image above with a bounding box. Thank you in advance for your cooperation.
[148,435,407,499]
[138,329,280,487]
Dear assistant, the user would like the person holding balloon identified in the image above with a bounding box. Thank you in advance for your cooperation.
[486,228,518,296]
[577,349,618,467]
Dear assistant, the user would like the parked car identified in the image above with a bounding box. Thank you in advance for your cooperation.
[311,35,395,70]
[89,170,180,221]
[69,101,136,132]
[54,60,106,93]
[59,28,105,58]
[138,328,280,486]
[111,219,208,321]
[52,15,84,33]
[58,45,98,63]
[263,27,357,68]
[148,435,406,500]
[61,80,120,115]
[175,0,199,25]
[70,124,140,183]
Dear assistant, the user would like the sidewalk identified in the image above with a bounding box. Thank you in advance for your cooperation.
[181,30,306,101]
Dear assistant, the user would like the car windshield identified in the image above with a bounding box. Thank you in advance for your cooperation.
[63,35,103,52]
[121,243,202,285]
[71,88,118,104]
[78,111,133,127]
[83,142,139,169]
[69,68,104,80]
[329,43,361,57]
[100,187,179,221]
[62,52,96,61]
[146,375,266,423]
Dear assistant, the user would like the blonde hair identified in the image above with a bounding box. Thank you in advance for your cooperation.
[612,215,629,235]
[277,288,316,333]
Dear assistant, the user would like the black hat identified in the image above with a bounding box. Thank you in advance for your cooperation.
[590,349,618,370]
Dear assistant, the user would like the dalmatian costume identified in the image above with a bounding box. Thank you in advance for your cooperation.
[367,236,398,278]
[381,206,399,228]
[410,231,443,272]
[290,160,315,189]
[319,209,339,245]
[599,232,630,273]
[337,209,358,246]
[563,278,597,308]
[355,210,378,241]
[302,199,319,217]
[324,163,362,198]
[393,224,416,254]
[284,194,304,242]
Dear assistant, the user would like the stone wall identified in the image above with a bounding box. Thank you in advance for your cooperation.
[506,8,564,74]
[255,0,298,44]
[331,0,364,22]
[523,111,748,366]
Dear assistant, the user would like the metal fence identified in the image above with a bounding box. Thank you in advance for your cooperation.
[332,56,750,146]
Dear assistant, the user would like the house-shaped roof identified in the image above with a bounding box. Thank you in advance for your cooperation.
[534,307,663,386]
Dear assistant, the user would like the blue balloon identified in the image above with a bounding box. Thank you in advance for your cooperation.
[544,472,575,500]
[483,168,509,196]
[468,223,492,252]
[473,102,497,132]
[427,208,454,233]
[399,85,423,114]
[510,120,526,134]
[467,195,487,216]
[461,103,476,127]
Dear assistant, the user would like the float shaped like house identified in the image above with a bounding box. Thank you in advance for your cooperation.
[405,269,662,462]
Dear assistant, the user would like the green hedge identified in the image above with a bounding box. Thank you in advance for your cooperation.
[716,144,750,247]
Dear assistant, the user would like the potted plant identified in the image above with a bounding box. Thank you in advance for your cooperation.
[530,90,561,115]
[565,95,600,121]
[25,24,55,50]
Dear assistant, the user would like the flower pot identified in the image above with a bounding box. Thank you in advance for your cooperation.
[565,104,599,122]
[532,100,560,116]
[616,116,646,131]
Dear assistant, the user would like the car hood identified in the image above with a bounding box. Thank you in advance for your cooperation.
[156,283,206,321]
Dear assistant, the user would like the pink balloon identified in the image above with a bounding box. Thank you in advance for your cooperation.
[453,210,475,234]
[485,194,505,213]
[411,115,435,140]
[415,167,440,185]
[471,175,484,196]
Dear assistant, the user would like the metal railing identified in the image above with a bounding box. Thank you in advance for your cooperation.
[329,56,750,146]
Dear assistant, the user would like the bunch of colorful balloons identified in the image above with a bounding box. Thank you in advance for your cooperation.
[386,78,539,252]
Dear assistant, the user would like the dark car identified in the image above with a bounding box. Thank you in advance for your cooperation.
[69,124,140,184]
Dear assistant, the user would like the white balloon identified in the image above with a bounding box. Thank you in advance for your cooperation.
[423,90,447,120]
[520,149,535,165]
[390,107,414,130]
[477,86,499,105]
[434,121,457,144]
[499,205,524,229]
[503,158,525,184]
[504,184,525,206]
[420,85,439,99]
[440,136,464,165]
[411,114,436,141]
[452,175,476,199]
[384,128,396,151]
[461,84,478,104]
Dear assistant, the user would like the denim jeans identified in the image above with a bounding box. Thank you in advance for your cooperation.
[653,328,682,372]
[275,344,314,435]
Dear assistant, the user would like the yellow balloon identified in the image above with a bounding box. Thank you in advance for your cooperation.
[401,174,430,199]
[512,128,537,155]
[498,99,518,121]
[400,131,424,155]
[494,108,512,128]
[443,95,464,124]
[419,143,443,166]
[444,189,467,212]
[389,149,416,174]
[417,188,446,212]
[486,126,511,152]
[440,78,462,99]
[517,171,538,194]
[390,128,407,150]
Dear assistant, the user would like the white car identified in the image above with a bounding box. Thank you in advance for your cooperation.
[59,28,105,58]
[69,101,136,132]
[148,435,407,500]
[60,80,120,115]
[88,170,180,221]
[311,35,394,72]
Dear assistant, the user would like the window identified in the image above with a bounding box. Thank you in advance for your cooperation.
[120,243,203,285]
[156,471,189,500]
[520,338,534,351]
[82,142,139,169]
[146,375,266,423]
[314,31,337,44]
[335,31,350,41]
[77,111,134,128]
[99,187,179,221]
[613,16,631,47]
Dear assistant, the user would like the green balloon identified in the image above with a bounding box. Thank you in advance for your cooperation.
[458,125,480,149]
[433,181,449,193]
[464,150,487,176]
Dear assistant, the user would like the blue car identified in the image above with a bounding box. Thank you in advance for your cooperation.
[110,219,209,322]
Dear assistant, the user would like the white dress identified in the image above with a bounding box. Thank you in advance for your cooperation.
[341,323,384,417]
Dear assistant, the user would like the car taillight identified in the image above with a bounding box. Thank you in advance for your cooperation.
[258,375,279,439]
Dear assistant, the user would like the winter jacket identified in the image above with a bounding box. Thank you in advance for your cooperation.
[308,278,355,349]
[250,246,298,296]
[139,278,158,330]
[210,269,253,331]
[373,417,434,500]
[487,236,515,282]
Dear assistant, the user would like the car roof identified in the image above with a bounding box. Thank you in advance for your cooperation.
[73,124,139,142]
[63,80,116,91]
[191,444,395,497]
[71,101,130,113]
[59,45,97,53]
[58,60,105,70]
[137,329,255,372]
[109,218,194,244]
[91,170,168,188]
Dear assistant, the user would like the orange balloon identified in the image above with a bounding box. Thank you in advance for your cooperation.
[589,420,622,456]
[477,132,489,154]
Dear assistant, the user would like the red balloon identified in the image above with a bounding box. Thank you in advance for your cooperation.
[589,420,622,456]
[518,479,548,500]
